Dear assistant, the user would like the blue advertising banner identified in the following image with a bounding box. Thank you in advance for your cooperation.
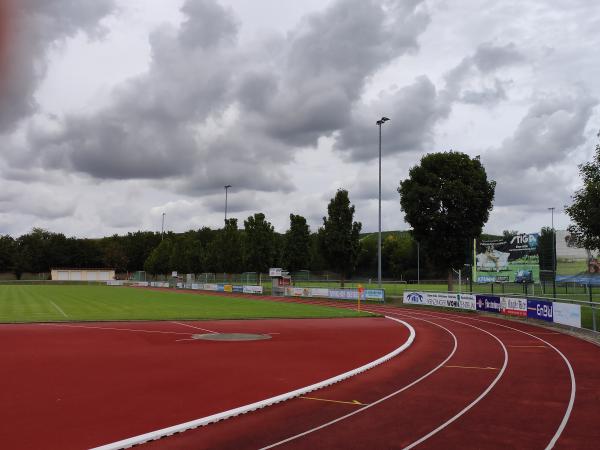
[527,298,553,322]
[232,285,244,293]
[475,295,501,313]
[216,284,225,292]
[364,289,385,301]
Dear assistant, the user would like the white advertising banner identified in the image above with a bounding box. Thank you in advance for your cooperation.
[203,283,218,291]
[403,292,475,310]
[553,302,582,328]
[500,297,527,317]
[309,288,330,298]
[286,287,306,297]
[243,285,263,294]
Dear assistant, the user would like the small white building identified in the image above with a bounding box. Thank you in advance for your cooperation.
[51,268,115,282]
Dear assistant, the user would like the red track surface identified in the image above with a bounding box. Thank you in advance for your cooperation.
[0,317,409,450]
[137,296,600,450]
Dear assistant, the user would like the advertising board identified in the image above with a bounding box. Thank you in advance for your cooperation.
[286,287,306,297]
[232,285,244,293]
[403,292,427,305]
[203,283,218,291]
[329,289,359,300]
[243,285,263,294]
[476,295,501,313]
[500,297,527,317]
[476,233,539,283]
[216,284,225,292]
[309,288,329,298]
[269,268,283,277]
[458,294,477,310]
[527,298,553,322]
[224,285,233,293]
[364,289,385,301]
[553,302,581,328]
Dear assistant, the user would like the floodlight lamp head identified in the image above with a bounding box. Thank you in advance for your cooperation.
[376,116,390,125]
[224,184,232,189]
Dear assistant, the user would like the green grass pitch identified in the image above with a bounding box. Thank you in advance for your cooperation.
[0,285,371,323]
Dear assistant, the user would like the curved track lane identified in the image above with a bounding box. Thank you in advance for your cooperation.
[140,297,599,450]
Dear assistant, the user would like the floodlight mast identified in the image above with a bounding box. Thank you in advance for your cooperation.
[548,206,556,298]
[376,116,390,289]
[161,212,165,240]
[224,185,232,223]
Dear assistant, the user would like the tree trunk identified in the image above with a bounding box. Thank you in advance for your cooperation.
[340,273,345,288]
[447,269,454,292]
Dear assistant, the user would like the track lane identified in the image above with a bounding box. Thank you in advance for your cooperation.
[142,313,505,449]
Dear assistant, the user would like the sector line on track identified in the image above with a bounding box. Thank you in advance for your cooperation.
[389,307,576,450]
[259,311,507,450]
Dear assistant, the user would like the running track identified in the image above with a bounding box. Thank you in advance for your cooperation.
[136,293,600,450]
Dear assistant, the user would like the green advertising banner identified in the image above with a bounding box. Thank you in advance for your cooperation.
[475,233,540,283]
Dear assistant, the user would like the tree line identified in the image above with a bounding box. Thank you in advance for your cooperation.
[0,190,431,280]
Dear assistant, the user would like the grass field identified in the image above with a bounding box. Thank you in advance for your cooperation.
[0,285,371,323]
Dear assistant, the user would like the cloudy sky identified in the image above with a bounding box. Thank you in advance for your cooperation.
[0,0,598,238]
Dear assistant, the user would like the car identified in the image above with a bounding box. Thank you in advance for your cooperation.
[515,270,533,283]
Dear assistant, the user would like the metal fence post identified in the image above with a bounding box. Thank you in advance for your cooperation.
[590,284,597,332]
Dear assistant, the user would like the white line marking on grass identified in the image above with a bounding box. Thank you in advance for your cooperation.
[49,301,68,318]
[260,315,458,450]
[90,316,415,450]
[39,323,190,336]
[171,321,218,334]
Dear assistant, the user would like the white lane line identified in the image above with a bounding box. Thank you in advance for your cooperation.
[391,308,577,450]
[90,317,415,450]
[38,323,190,336]
[399,314,508,450]
[49,301,68,318]
[260,315,458,450]
[171,321,218,334]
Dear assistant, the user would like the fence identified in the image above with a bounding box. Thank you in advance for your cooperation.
[403,290,599,333]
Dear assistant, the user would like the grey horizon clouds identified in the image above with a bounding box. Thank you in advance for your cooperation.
[0,0,599,237]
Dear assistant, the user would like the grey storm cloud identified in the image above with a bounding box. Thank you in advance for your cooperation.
[0,0,115,133]
[242,0,431,148]
[485,92,598,173]
[334,76,446,161]
[17,0,433,195]
[333,42,526,162]
[444,42,525,106]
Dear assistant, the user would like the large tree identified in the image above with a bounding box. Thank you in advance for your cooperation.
[398,152,495,289]
[211,219,243,274]
[566,135,600,252]
[283,214,311,272]
[318,189,362,284]
[244,213,276,273]
[0,235,15,273]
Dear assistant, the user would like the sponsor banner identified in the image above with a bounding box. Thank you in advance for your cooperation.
[232,285,244,293]
[476,295,501,313]
[203,283,218,291]
[476,233,539,283]
[458,294,477,310]
[500,296,527,317]
[269,268,283,277]
[364,289,385,301]
[224,284,233,293]
[404,292,427,305]
[427,292,460,308]
[527,298,553,322]
[243,285,263,294]
[553,302,581,328]
[176,282,184,289]
[216,284,225,292]
[309,288,329,298]
[191,283,201,290]
[106,280,123,286]
[329,288,359,300]
[403,292,475,310]
[286,287,306,297]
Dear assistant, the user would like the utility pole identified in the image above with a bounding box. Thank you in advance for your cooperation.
[376,116,390,289]
[161,212,165,240]
[548,207,556,298]
[224,184,232,223]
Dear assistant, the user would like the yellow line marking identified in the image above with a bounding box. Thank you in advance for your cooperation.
[444,365,498,370]
[299,397,367,406]
[508,345,547,348]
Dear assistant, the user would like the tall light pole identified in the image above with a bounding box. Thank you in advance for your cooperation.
[161,212,165,240]
[548,207,556,298]
[224,184,232,223]
[376,116,390,289]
